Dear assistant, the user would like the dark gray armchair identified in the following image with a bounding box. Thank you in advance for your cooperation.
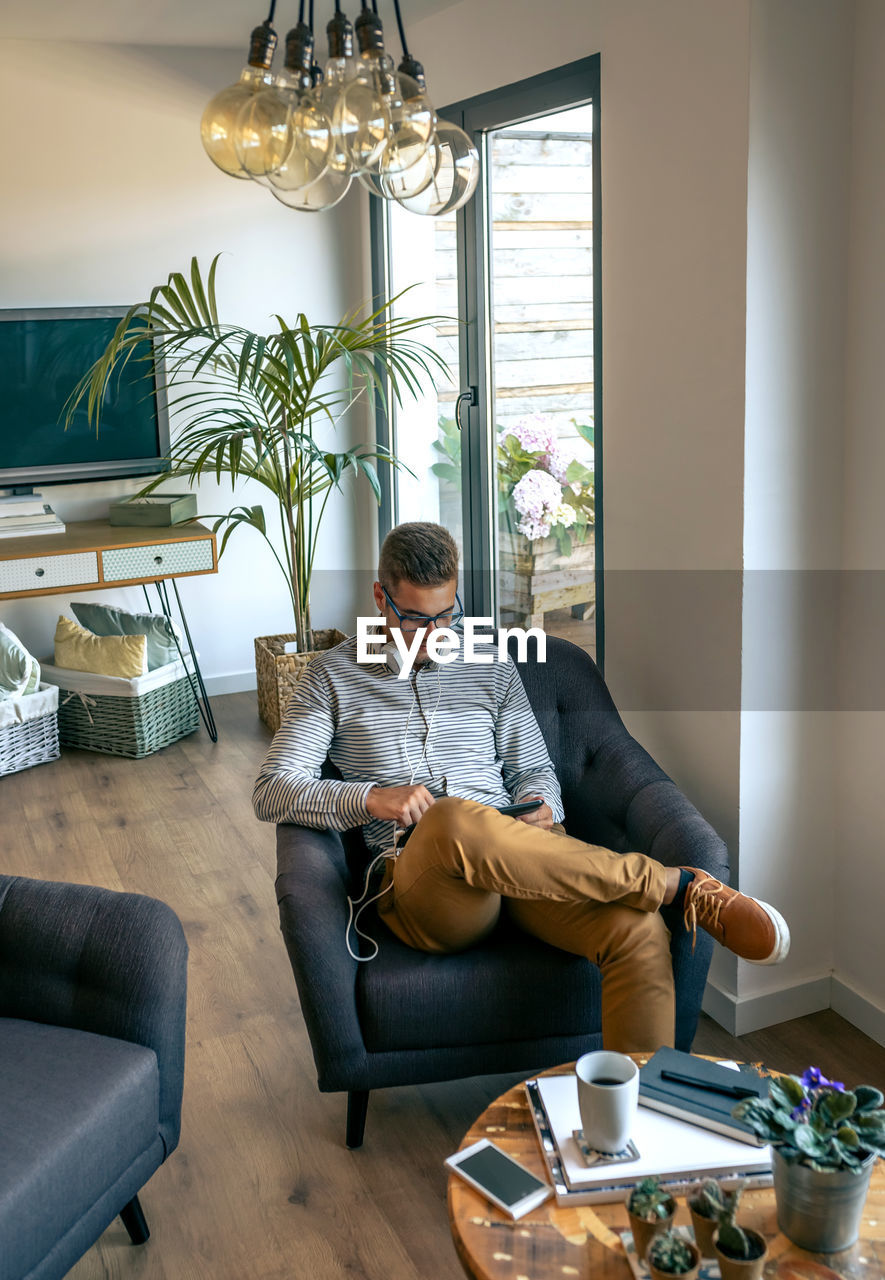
[0,874,188,1280]
[276,636,727,1148]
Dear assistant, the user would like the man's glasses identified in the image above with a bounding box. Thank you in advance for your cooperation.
[382,586,465,634]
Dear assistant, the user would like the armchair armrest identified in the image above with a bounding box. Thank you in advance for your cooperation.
[275,824,370,1091]
[0,874,188,1155]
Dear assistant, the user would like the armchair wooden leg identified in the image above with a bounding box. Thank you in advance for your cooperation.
[120,1194,150,1245]
[346,1089,370,1149]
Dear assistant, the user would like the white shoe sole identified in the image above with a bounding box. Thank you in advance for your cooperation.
[749,897,791,964]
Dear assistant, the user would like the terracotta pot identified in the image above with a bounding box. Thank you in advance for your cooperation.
[688,1206,719,1258]
[627,1202,676,1260]
[648,1239,700,1280]
[713,1228,768,1280]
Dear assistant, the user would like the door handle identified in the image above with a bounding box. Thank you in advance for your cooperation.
[454,387,478,431]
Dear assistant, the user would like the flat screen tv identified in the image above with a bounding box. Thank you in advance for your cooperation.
[0,306,170,488]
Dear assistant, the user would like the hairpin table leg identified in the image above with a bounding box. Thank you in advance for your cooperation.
[143,579,219,743]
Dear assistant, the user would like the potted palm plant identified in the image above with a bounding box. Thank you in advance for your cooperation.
[733,1067,885,1252]
[65,257,446,730]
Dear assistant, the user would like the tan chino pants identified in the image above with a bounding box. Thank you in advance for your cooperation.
[377,796,676,1053]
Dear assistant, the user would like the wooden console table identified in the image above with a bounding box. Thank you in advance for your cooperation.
[0,519,219,741]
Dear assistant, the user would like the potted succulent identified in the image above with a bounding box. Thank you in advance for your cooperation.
[65,257,445,730]
[646,1230,700,1280]
[711,1183,767,1280]
[626,1176,676,1260]
[687,1178,726,1258]
[733,1067,885,1252]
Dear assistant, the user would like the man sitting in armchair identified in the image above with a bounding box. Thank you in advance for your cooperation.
[253,521,789,1053]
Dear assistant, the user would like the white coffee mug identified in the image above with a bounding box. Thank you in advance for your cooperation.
[575,1050,640,1154]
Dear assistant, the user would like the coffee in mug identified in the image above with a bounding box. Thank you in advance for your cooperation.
[575,1050,639,1153]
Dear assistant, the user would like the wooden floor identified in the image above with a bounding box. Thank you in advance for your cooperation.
[4,692,884,1280]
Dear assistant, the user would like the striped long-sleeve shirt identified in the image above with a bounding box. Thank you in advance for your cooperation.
[252,634,564,852]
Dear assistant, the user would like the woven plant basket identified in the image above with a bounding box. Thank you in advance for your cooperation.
[255,629,347,733]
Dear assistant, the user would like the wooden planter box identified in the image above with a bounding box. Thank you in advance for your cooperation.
[498,529,596,629]
[255,629,347,733]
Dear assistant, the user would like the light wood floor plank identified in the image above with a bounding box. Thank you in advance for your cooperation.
[2,690,883,1280]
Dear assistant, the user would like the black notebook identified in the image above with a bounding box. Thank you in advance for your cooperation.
[639,1048,769,1146]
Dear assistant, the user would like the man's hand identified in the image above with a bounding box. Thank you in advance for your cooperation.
[366,784,436,827]
[517,795,554,830]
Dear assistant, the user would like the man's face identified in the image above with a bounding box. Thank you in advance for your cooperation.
[372,578,460,663]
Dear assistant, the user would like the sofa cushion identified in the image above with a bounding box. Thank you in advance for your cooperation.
[357,919,599,1053]
[0,1019,160,1280]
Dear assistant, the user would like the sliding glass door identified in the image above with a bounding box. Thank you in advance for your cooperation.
[372,56,602,665]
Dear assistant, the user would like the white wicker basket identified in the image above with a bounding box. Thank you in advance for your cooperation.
[0,683,60,777]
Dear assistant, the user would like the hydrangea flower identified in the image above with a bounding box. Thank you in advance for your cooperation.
[511,470,563,540]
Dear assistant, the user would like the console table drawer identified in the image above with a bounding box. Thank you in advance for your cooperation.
[101,538,215,582]
[0,551,99,594]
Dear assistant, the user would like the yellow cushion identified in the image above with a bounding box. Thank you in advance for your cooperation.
[54,616,148,679]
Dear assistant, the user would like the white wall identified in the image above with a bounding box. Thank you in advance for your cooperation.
[730,0,854,1029]
[0,40,378,692]
[834,0,885,1046]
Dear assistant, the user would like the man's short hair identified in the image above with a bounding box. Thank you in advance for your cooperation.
[378,522,459,591]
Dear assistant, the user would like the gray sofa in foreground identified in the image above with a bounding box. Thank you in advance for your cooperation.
[276,635,728,1147]
[0,874,188,1280]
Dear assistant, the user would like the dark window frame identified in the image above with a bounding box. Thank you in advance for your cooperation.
[370,53,604,670]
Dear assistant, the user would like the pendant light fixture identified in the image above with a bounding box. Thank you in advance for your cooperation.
[199,1,480,216]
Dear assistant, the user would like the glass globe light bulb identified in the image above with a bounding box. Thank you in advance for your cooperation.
[233,83,294,178]
[201,66,275,179]
[270,166,352,212]
[359,141,437,201]
[200,21,278,179]
[374,71,436,178]
[331,56,391,175]
[266,89,334,194]
[394,119,480,216]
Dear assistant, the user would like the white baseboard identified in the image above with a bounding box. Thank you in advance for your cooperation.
[202,670,258,696]
[702,975,832,1036]
[831,978,885,1049]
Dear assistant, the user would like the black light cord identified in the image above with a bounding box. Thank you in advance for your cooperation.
[266,0,276,23]
[308,0,314,30]
[298,0,305,23]
[392,0,410,56]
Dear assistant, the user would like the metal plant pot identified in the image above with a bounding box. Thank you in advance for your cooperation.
[772,1148,876,1252]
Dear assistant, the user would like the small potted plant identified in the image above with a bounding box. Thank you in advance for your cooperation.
[733,1067,885,1252]
[626,1176,676,1260]
[687,1178,725,1257]
[712,1183,767,1280]
[646,1230,700,1280]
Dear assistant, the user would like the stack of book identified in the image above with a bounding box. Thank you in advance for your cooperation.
[525,1050,772,1206]
[0,493,66,539]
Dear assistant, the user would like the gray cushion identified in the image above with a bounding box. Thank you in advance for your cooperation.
[357,919,600,1053]
[0,1019,159,1280]
[69,601,180,671]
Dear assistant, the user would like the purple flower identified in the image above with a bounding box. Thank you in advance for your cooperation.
[801,1067,845,1092]
[790,1099,812,1121]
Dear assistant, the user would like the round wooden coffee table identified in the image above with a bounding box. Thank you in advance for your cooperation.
[447,1060,885,1280]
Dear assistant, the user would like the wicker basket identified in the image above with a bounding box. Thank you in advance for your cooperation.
[0,684,60,777]
[40,659,199,759]
[255,629,347,733]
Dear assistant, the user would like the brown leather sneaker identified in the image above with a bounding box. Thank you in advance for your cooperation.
[681,868,790,964]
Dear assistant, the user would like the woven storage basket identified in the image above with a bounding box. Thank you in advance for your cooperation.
[255,629,347,733]
[40,659,199,758]
[0,684,60,777]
